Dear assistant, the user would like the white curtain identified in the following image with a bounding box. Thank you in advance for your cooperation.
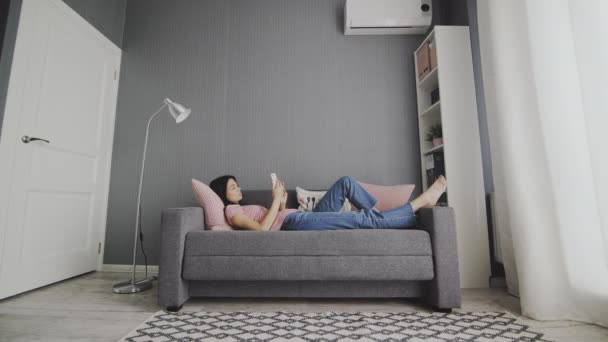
[476,0,608,326]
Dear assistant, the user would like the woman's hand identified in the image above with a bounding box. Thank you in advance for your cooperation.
[272,180,285,201]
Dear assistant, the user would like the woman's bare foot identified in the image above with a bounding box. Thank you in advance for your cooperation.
[409,176,447,212]
[423,175,447,208]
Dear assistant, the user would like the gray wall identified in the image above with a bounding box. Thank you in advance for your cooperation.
[63,0,127,47]
[437,0,469,26]
[0,0,22,141]
[429,0,468,32]
[103,0,425,265]
[0,0,126,139]
[0,0,10,56]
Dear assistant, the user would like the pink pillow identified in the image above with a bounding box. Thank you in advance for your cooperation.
[351,181,416,212]
[191,178,234,230]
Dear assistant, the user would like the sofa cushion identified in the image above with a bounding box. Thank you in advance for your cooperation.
[187,280,427,298]
[182,255,434,281]
[184,230,432,256]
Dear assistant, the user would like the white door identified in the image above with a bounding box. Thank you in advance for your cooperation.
[0,0,120,299]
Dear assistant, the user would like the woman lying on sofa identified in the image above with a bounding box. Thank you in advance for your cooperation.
[209,175,447,231]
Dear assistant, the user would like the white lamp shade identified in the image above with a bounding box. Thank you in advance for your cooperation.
[164,98,191,123]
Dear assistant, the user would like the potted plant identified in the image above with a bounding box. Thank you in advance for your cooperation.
[425,123,443,147]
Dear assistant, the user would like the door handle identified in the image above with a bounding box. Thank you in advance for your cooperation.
[22,136,50,144]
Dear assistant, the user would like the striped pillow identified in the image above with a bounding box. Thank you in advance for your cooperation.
[295,187,352,212]
[191,178,234,230]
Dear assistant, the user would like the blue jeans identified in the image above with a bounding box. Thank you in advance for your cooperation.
[281,176,416,230]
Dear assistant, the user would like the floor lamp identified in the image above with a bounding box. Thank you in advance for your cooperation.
[112,98,191,294]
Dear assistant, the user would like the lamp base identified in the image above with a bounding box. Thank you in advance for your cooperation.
[112,278,153,294]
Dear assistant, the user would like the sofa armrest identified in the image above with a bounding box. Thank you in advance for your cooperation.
[158,207,204,309]
[418,207,461,309]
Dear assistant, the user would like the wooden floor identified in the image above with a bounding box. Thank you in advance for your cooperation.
[0,271,607,341]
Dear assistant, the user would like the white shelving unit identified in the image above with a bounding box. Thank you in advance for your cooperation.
[414,26,490,288]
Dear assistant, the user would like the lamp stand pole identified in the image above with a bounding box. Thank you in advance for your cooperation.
[112,103,168,294]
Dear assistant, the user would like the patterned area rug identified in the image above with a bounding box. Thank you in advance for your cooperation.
[120,310,553,341]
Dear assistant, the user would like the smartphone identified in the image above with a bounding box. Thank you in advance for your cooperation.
[270,173,278,187]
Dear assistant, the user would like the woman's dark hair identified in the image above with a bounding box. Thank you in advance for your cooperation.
[209,175,241,206]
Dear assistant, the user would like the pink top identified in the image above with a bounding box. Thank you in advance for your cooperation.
[224,204,298,231]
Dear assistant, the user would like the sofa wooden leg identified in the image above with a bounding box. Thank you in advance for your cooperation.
[436,308,452,313]
[166,305,183,312]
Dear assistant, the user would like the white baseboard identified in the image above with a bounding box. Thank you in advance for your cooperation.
[100,264,159,273]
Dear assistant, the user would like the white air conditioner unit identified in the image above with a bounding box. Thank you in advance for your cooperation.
[345,0,432,35]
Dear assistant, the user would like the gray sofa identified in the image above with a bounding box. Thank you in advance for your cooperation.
[158,189,461,312]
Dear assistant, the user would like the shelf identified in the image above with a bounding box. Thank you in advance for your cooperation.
[424,144,443,155]
[420,101,441,118]
[415,26,491,288]
[417,67,438,91]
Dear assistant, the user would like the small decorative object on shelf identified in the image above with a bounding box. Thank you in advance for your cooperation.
[430,88,440,104]
[425,123,443,147]
[425,152,445,187]
[429,39,437,70]
[416,41,431,79]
